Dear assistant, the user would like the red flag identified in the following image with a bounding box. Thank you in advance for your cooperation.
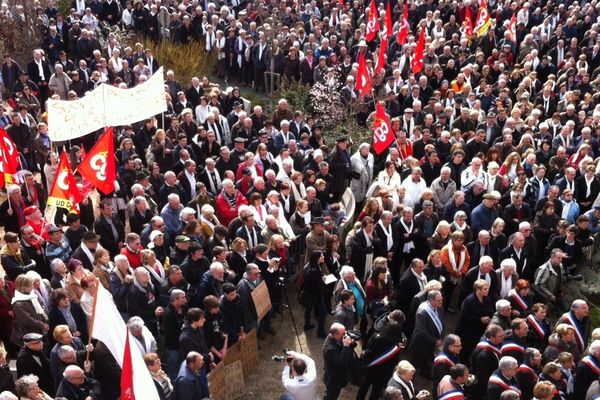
[383,1,393,39]
[121,328,135,400]
[355,52,372,96]
[374,35,388,75]
[47,152,82,213]
[77,127,116,195]
[0,128,20,174]
[507,13,517,42]
[411,29,425,75]
[366,0,379,42]
[397,1,409,45]
[464,7,474,38]
[372,103,394,155]
[474,0,491,37]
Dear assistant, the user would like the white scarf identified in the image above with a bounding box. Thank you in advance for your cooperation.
[12,290,45,315]
[448,245,466,284]
[35,59,45,81]
[145,261,166,285]
[399,218,415,253]
[80,243,95,266]
[378,220,393,251]
[393,373,415,398]
[364,231,374,281]
[500,274,512,298]
[411,268,428,291]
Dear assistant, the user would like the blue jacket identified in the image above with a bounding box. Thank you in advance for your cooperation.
[175,363,209,400]
[471,204,498,235]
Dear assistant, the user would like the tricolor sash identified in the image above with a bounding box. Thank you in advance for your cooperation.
[582,356,600,376]
[367,344,402,367]
[508,289,528,311]
[434,353,456,366]
[563,311,587,351]
[438,389,465,400]
[527,315,547,339]
[501,340,525,355]
[517,364,539,381]
[476,341,502,359]
[488,374,521,395]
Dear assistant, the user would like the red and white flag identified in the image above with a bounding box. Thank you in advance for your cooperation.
[507,13,517,42]
[47,152,82,214]
[90,282,159,400]
[464,7,474,39]
[397,0,409,45]
[77,127,116,195]
[372,103,394,155]
[356,52,372,96]
[366,0,379,42]
[474,0,491,37]
[0,128,20,187]
[411,29,425,75]
[121,327,135,400]
[374,34,388,75]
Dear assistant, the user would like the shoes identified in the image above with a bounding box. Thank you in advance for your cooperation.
[304,324,315,330]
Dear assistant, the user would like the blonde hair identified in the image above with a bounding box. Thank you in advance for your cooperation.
[395,360,416,376]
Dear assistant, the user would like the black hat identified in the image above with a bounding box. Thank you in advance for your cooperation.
[242,167,252,175]
[234,137,246,143]
[438,113,448,119]
[233,101,242,108]
[136,171,149,180]
[310,216,325,225]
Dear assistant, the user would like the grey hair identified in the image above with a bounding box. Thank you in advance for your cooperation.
[498,356,518,371]
[571,299,588,311]
[170,289,186,303]
[50,258,65,273]
[57,345,75,361]
[496,299,511,312]
[127,316,145,331]
[500,258,516,271]
[14,375,39,397]
[114,254,129,265]
[340,265,355,279]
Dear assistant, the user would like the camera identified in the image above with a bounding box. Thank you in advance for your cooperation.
[272,348,292,362]
[345,330,361,341]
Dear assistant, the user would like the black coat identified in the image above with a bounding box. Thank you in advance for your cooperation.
[17,347,55,395]
[127,283,159,333]
[498,245,532,281]
[236,277,258,332]
[94,215,125,256]
[56,376,103,400]
[459,266,499,306]
[466,240,499,271]
[408,302,444,357]
[179,324,210,363]
[456,293,495,359]
[373,222,398,258]
[48,303,89,345]
[328,146,351,197]
[322,335,353,390]
[396,268,425,315]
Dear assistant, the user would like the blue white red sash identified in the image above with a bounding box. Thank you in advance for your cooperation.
[508,289,528,311]
[476,341,502,359]
[438,389,465,400]
[434,353,456,366]
[367,344,402,367]
[563,311,587,351]
[501,340,525,355]
[517,364,539,381]
[527,314,547,339]
[582,356,600,376]
[488,374,521,395]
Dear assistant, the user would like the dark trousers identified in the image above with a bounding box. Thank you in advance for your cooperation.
[356,365,394,400]
[323,382,344,400]
[304,296,327,335]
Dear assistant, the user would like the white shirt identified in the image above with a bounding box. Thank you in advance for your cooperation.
[282,354,317,400]
[402,176,427,208]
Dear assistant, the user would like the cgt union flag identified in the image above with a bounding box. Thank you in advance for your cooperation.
[365,0,379,42]
[77,127,116,195]
[372,103,394,155]
[47,152,82,213]
[0,128,20,187]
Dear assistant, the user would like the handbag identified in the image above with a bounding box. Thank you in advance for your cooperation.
[298,290,317,308]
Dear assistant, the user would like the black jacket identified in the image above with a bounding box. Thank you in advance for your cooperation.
[127,283,159,332]
[162,303,186,351]
[236,277,258,333]
[56,375,103,400]
[179,323,211,363]
[17,347,55,395]
[322,335,353,390]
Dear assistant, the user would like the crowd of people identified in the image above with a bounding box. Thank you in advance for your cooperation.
[0,0,600,399]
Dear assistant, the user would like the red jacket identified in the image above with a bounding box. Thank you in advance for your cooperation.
[216,190,249,227]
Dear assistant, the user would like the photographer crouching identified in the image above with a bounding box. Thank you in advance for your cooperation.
[279,351,317,400]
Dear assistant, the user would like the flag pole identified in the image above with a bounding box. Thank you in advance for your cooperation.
[86,277,101,362]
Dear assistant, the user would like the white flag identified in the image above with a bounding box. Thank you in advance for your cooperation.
[90,283,160,400]
[47,67,167,141]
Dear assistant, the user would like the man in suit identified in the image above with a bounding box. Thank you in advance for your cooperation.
[27,49,51,109]
[477,112,502,145]
[397,258,428,315]
[459,256,499,306]
[251,33,269,92]
[93,200,124,258]
[198,158,222,197]
[273,120,296,154]
[498,233,531,281]
[144,48,160,75]
[533,86,557,119]
[322,322,354,400]
[70,231,101,271]
[467,230,498,269]
[177,160,199,204]
[235,213,264,251]
[409,290,445,378]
